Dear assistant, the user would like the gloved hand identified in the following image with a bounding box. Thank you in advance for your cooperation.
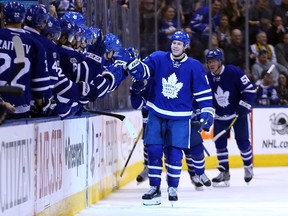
[199,107,214,132]
[102,64,128,91]
[129,80,146,95]
[78,81,98,101]
[235,100,251,117]
[127,47,139,59]
[127,58,145,81]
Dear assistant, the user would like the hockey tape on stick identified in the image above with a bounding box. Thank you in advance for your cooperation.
[120,127,144,177]
[212,115,239,142]
[267,64,275,74]
[0,86,23,96]
[86,109,138,139]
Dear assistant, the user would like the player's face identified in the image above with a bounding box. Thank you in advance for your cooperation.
[104,50,114,60]
[207,59,221,74]
[171,40,185,57]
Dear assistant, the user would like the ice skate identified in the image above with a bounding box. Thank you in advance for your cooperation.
[191,173,211,191]
[142,186,161,206]
[167,187,178,207]
[212,166,230,187]
[244,164,254,183]
[136,166,148,184]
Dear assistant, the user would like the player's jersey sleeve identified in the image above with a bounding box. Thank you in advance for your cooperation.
[191,59,213,109]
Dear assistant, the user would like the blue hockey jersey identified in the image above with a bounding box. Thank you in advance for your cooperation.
[142,51,213,120]
[206,65,255,119]
[0,28,51,114]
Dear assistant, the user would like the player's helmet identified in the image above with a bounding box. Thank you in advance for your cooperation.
[206,49,223,61]
[42,15,61,41]
[103,33,122,53]
[90,27,103,44]
[171,31,190,47]
[63,11,86,26]
[59,17,79,43]
[25,4,49,28]
[4,2,26,24]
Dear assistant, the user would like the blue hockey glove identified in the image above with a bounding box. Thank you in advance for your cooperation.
[129,80,146,95]
[127,58,147,81]
[235,100,251,117]
[102,64,127,92]
[199,107,214,132]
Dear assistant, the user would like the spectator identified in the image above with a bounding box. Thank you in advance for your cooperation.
[50,0,74,18]
[189,0,221,49]
[221,0,245,30]
[276,72,288,104]
[255,70,280,105]
[272,0,288,27]
[74,0,87,16]
[267,15,287,46]
[140,0,156,58]
[216,13,231,49]
[250,31,277,64]
[158,5,178,51]
[224,28,245,70]
[251,49,288,86]
[248,0,273,44]
[275,31,288,67]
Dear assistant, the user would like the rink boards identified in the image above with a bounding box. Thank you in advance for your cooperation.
[0,107,287,216]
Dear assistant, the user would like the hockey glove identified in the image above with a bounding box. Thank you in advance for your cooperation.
[199,107,214,132]
[102,64,127,92]
[129,80,146,95]
[235,100,251,118]
[78,81,98,101]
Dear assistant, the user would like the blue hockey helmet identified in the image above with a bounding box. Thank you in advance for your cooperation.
[63,11,86,26]
[42,15,61,40]
[59,17,79,43]
[206,49,223,61]
[4,2,26,24]
[103,33,122,53]
[89,27,103,44]
[25,4,49,28]
[171,31,190,47]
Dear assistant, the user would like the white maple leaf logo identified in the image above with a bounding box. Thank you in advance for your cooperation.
[214,86,230,107]
[162,73,183,99]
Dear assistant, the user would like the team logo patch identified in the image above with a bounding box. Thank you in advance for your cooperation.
[214,86,230,107]
[162,73,183,99]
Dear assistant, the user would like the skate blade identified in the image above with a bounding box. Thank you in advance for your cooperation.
[195,186,204,191]
[143,197,161,206]
[212,181,230,187]
[170,200,177,207]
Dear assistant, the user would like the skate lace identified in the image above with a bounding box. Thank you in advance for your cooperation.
[147,186,158,195]
[168,187,177,196]
[244,166,253,177]
[191,175,201,183]
[199,174,210,183]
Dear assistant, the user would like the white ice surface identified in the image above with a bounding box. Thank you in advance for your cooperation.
[77,167,288,216]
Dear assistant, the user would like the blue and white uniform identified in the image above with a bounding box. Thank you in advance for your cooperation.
[207,64,255,170]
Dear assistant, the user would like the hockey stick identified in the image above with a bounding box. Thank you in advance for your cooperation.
[120,127,144,177]
[86,109,138,139]
[212,115,239,142]
[192,121,210,157]
[0,35,25,96]
[255,64,275,93]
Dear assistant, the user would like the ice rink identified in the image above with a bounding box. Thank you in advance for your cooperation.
[77,167,288,216]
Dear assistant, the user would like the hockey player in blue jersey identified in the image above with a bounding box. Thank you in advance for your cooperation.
[127,31,214,205]
[205,49,256,187]
[130,78,212,191]
[0,2,51,119]
[24,4,96,118]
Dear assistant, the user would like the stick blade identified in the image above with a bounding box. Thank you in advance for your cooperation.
[123,118,138,139]
[12,35,25,64]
